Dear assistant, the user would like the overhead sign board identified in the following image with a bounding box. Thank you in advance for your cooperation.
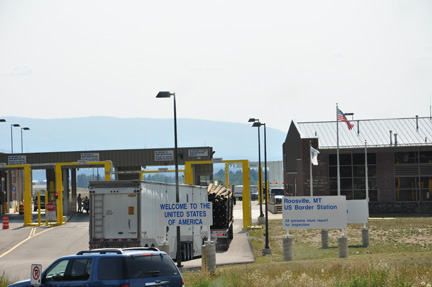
[8,155,27,165]
[188,149,209,157]
[158,167,169,173]
[212,158,223,163]
[81,153,99,162]
[0,163,6,168]
[155,150,174,161]
[158,201,213,226]
[283,196,347,230]
[346,200,369,224]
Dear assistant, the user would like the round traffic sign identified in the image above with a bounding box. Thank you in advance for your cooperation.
[46,202,55,212]
[31,264,42,285]
[32,265,40,280]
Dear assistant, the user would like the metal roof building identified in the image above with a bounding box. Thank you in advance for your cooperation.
[283,116,432,215]
[295,116,432,149]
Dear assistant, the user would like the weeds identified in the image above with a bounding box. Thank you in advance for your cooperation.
[183,217,432,286]
[0,272,12,287]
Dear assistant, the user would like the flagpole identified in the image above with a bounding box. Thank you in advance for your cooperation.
[365,139,369,201]
[310,141,313,196]
[336,103,341,196]
[337,103,344,237]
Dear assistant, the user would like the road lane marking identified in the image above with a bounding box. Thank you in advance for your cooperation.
[0,227,54,258]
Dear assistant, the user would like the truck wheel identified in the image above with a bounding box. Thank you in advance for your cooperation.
[228,225,233,239]
[189,243,193,260]
[184,244,189,261]
[188,243,192,260]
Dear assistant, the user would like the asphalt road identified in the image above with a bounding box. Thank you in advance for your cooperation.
[0,212,90,282]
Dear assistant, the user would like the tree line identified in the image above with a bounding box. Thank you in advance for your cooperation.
[77,169,260,188]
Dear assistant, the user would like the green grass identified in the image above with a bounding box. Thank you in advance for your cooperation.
[183,217,432,286]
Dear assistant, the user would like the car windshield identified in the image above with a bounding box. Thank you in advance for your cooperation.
[271,189,284,196]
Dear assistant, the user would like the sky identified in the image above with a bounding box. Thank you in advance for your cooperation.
[0,0,431,132]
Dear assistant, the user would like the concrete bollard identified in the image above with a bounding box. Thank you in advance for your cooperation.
[321,229,329,248]
[205,241,216,274]
[362,228,369,247]
[283,236,294,261]
[338,236,348,258]
[201,245,207,272]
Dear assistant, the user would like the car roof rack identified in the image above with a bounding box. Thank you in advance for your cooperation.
[76,247,161,255]
[121,247,160,252]
[76,249,123,255]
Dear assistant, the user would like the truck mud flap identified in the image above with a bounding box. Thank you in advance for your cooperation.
[215,238,230,252]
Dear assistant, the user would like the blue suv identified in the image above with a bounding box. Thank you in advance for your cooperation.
[8,248,184,287]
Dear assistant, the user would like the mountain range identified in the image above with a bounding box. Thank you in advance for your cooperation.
[0,117,287,161]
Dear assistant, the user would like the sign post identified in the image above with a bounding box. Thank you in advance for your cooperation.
[31,264,42,286]
[46,202,56,222]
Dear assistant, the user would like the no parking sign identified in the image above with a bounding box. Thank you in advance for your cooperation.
[31,264,42,286]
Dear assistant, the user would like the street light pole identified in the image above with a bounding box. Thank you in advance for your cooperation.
[248,118,264,219]
[10,124,20,154]
[252,121,272,255]
[21,127,30,153]
[156,91,182,267]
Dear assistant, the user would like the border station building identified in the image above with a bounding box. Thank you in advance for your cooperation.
[282,116,432,215]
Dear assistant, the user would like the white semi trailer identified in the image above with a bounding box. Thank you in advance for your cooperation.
[88,180,210,261]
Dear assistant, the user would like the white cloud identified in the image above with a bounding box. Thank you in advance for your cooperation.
[10,65,33,76]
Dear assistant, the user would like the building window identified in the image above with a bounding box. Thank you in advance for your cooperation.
[329,152,377,201]
[395,150,432,202]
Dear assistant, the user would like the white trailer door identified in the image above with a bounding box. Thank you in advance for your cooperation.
[103,194,138,239]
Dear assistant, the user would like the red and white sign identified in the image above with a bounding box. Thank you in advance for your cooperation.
[46,202,55,212]
[31,264,42,286]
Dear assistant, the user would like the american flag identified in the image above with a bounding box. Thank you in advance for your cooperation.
[337,109,354,130]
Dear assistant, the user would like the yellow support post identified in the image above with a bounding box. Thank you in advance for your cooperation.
[37,191,42,226]
[184,161,199,185]
[240,160,251,230]
[105,164,111,181]
[55,163,64,225]
[45,193,49,226]
[23,165,32,226]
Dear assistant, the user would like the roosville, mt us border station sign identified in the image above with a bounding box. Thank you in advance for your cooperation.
[157,201,213,226]
[282,196,347,230]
